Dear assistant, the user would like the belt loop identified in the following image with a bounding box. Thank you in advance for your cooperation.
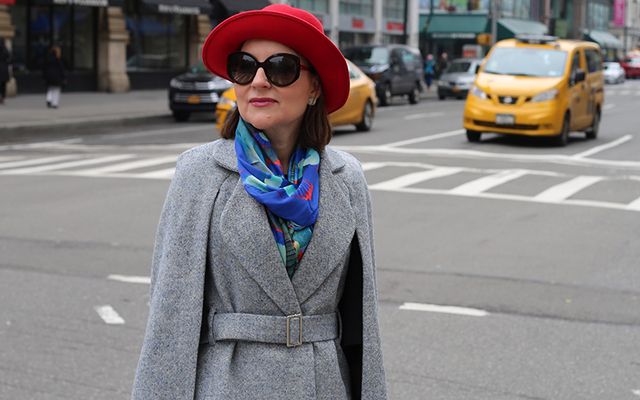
[208,308,216,345]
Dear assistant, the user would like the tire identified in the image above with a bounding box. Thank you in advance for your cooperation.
[173,110,190,122]
[438,92,445,100]
[466,130,481,142]
[379,83,392,107]
[408,84,420,104]
[355,101,374,132]
[554,113,570,147]
[585,109,600,140]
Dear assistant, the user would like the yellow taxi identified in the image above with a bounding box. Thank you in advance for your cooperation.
[216,59,377,132]
[463,35,604,146]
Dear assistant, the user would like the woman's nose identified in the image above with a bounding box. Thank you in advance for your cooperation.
[250,67,271,88]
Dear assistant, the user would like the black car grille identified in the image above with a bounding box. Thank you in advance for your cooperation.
[497,95,520,104]
[473,120,539,130]
[177,81,218,90]
[173,93,220,104]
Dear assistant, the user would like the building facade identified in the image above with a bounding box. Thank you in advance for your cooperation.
[609,0,640,55]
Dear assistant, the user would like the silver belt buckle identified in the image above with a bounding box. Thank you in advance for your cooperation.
[286,314,303,347]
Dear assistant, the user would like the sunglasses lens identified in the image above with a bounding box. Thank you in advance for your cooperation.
[265,55,300,86]
[227,53,257,85]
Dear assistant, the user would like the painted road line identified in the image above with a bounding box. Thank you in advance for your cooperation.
[0,155,82,170]
[533,176,604,202]
[399,302,489,317]
[572,135,632,158]
[626,196,640,211]
[74,155,178,174]
[602,103,615,111]
[449,170,529,195]
[403,111,445,120]
[0,156,23,162]
[95,305,125,325]
[108,274,151,284]
[360,162,387,172]
[620,90,631,95]
[383,129,465,147]
[95,125,212,141]
[0,154,136,174]
[370,185,634,213]
[368,167,461,190]
[0,138,82,151]
[632,389,640,396]
[134,168,176,179]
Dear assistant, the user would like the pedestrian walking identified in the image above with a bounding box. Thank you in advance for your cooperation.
[0,40,11,105]
[132,4,387,400]
[424,53,436,90]
[436,51,449,78]
[43,45,65,108]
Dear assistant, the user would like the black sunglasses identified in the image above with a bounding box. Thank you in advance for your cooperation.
[227,51,311,87]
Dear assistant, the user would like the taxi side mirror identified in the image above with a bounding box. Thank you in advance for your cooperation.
[574,69,586,83]
[475,65,480,74]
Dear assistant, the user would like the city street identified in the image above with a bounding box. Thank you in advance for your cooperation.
[1,80,640,400]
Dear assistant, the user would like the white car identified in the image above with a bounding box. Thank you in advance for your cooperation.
[604,62,625,84]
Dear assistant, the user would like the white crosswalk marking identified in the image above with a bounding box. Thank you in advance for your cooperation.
[620,90,631,95]
[368,167,461,190]
[533,176,603,202]
[134,168,175,179]
[449,170,529,195]
[74,155,178,175]
[0,154,136,175]
[626,196,640,211]
[0,155,82,170]
[360,162,387,171]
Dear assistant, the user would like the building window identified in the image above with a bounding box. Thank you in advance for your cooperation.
[289,0,328,13]
[383,0,404,20]
[587,1,609,31]
[339,0,373,17]
[125,1,189,71]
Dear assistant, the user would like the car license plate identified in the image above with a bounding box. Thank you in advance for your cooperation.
[187,95,200,104]
[496,114,515,125]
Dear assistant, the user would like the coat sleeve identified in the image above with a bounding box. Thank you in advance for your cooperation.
[132,144,223,400]
[338,152,388,400]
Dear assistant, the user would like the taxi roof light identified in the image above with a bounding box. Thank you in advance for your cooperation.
[515,34,558,45]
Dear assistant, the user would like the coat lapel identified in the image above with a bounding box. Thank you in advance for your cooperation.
[215,140,301,316]
[213,140,356,312]
[291,148,356,305]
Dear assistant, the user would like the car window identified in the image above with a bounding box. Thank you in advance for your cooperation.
[446,61,472,73]
[484,47,568,77]
[347,62,361,80]
[344,47,389,66]
[401,49,415,66]
[585,49,602,73]
[569,51,581,83]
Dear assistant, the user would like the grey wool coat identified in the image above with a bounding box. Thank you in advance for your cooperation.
[132,139,388,400]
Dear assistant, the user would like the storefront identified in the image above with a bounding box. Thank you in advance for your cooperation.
[10,0,123,92]
[124,0,211,89]
[425,14,488,58]
[584,30,624,61]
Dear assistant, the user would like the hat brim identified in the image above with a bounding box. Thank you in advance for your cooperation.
[202,10,349,114]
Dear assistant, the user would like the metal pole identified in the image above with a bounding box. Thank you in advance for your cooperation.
[491,0,498,45]
[403,0,409,44]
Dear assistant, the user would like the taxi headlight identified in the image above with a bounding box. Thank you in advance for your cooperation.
[470,85,489,99]
[531,89,558,103]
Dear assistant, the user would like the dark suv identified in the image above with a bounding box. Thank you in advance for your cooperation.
[343,44,424,106]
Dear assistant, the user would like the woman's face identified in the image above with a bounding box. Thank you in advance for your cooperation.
[234,39,319,135]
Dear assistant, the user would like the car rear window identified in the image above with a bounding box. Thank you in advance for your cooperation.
[344,47,390,66]
[446,62,472,73]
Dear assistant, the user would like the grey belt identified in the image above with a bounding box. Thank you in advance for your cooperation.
[203,311,339,348]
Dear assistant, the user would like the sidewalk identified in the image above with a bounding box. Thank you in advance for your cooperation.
[0,90,170,133]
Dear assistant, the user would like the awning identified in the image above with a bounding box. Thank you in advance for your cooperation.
[141,0,212,15]
[426,14,488,39]
[217,0,270,14]
[584,30,624,49]
[0,0,16,5]
[497,18,548,40]
[31,0,123,5]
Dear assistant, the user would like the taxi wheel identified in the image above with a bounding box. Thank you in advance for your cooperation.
[585,109,600,139]
[356,101,374,132]
[173,111,190,122]
[554,113,570,147]
[466,130,481,142]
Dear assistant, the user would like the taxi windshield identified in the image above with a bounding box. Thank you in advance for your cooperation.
[483,47,567,77]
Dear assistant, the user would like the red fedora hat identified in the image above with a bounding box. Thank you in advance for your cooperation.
[202,4,349,114]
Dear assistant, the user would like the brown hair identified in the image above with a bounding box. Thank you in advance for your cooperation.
[219,93,333,152]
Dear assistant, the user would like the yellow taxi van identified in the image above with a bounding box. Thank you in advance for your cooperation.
[463,35,604,146]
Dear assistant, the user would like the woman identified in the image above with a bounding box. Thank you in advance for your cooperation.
[43,45,65,108]
[132,4,387,400]
[0,40,10,105]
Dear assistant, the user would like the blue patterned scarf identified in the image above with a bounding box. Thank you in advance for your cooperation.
[235,118,320,278]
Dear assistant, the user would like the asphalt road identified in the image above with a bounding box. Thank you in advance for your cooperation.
[1,81,640,400]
